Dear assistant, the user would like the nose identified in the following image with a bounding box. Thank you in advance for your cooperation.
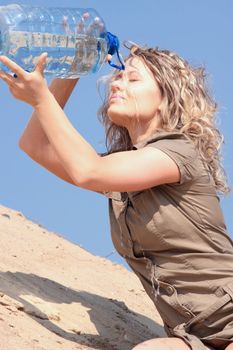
[110,75,126,92]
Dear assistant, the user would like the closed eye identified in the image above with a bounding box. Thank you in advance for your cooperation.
[129,77,140,81]
[110,70,141,83]
[128,71,141,81]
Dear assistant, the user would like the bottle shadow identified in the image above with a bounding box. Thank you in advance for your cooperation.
[0,271,165,350]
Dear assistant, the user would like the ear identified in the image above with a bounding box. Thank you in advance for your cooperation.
[157,95,166,112]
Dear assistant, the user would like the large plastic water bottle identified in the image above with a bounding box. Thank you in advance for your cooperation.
[0,4,125,78]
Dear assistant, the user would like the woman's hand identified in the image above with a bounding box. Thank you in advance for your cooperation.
[0,53,51,107]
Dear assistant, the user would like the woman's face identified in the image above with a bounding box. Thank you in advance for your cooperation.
[107,57,162,128]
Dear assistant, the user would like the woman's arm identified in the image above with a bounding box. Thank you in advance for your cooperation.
[0,54,180,192]
[19,78,79,185]
[24,88,180,192]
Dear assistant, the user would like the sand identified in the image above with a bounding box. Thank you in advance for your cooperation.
[0,204,165,350]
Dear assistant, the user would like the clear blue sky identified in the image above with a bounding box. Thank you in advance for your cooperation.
[0,0,232,268]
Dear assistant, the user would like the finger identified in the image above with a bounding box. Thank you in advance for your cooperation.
[0,70,15,86]
[0,56,25,79]
[35,52,48,75]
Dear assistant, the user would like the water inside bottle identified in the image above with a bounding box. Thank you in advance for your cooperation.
[1,30,108,78]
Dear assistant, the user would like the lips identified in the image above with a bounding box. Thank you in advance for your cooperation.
[109,94,125,103]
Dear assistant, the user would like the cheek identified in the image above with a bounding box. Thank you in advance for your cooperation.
[136,91,160,111]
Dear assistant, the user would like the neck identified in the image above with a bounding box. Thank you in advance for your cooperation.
[127,117,161,145]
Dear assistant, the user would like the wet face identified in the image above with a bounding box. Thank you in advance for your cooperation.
[107,57,162,129]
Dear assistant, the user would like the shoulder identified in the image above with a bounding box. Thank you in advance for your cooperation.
[135,130,196,153]
[134,131,202,185]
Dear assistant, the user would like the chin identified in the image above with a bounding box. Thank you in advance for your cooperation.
[107,110,127,127]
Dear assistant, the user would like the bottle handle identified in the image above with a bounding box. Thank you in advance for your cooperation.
[105,32,125,70]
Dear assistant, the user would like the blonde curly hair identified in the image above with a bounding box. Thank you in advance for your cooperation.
[98,43,230,194]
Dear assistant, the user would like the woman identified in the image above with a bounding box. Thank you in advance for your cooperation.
[0,44,232,350]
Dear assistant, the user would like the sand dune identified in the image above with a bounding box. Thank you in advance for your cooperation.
[0,204,165,350]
